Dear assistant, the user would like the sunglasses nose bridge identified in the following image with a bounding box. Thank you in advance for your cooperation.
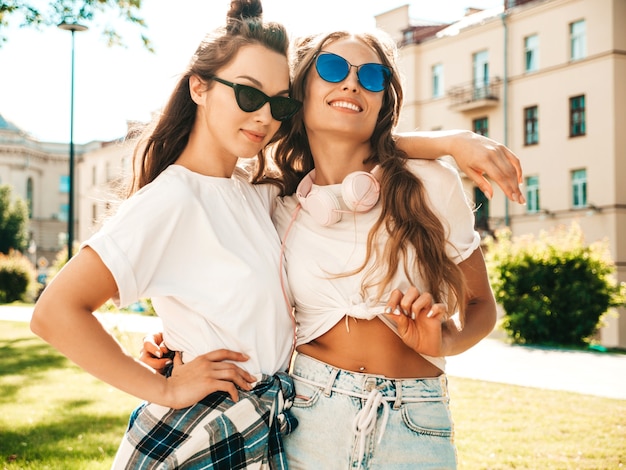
[254,99,275,121]
[342,63,361,89]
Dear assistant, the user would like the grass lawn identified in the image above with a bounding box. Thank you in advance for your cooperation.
[1,321,142,469]
[1,320,625,469]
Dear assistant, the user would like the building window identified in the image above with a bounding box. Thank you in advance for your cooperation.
[26,177,34,218]
[524,106,539,145]
[473,117,489,137]
[525,176,539,213]
[58,203,69,222]
[473,187,490,232]
[92,203,98,225]
[432,63,443,98]
[570,20,586,61]
[524,34,539,72]
[569,95,586,137]
[572,169,587,208]
[472,50,489,99]
[403,30,413,45]
[59,175,70,193]
[92,166,97,186]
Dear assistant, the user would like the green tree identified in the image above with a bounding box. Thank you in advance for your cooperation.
[0,0,152,50]
[0,249,36,302]
[0,184,28,254]
[485,222,626,347]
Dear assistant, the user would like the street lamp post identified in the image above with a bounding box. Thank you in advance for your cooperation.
[58,20,88,262]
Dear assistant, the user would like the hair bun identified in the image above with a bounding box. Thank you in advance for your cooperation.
[227,0,263,21]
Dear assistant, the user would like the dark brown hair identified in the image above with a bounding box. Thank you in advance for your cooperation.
[127,0,290,195]
[271,30,468,321]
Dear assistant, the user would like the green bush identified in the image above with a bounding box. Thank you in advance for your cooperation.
[0,250,37,303]
[485,222,626,346]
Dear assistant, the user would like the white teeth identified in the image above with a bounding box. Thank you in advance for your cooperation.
[329,101,361,112]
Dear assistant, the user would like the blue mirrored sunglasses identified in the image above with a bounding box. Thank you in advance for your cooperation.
[211,77,302,121]
[315,52,392,93]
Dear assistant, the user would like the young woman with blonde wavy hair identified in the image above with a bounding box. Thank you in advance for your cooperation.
[270,30,499,469]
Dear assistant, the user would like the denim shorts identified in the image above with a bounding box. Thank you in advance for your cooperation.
[284,353,457,470]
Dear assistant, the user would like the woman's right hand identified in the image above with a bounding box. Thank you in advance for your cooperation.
[140,332,258,406]
[383,287,448,357]
[164,349,258,407]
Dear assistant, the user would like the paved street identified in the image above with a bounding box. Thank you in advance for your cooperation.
[2,305,625,400]
[445,335,626,399]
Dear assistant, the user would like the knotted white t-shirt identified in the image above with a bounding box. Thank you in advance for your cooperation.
[272,159,481,371]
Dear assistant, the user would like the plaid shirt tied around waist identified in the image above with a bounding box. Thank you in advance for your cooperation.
[112,371,297,470]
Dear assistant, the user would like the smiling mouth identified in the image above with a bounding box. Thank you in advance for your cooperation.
[329,100,362,112]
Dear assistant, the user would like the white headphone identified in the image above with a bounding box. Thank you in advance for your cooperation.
[296,166,381,226]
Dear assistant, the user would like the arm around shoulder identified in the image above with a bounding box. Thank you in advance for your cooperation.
[395,129,525,204]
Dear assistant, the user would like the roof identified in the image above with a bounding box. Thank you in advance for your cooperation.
[0,113,22,133]
[436,6,505,38]
[401,24,450,44]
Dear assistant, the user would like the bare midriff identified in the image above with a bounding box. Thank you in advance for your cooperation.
[296,316,443,378]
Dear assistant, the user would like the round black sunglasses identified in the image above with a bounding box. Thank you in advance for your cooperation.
[315,52,392,93]
[210,77,302,121]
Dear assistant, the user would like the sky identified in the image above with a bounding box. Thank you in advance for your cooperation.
[0,0,503,144]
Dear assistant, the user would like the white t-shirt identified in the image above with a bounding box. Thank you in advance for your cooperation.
[84,164,294,376]
[272,159,481,370]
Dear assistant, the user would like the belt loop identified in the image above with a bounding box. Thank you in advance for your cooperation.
[440,374,448,397]
[323,367,340,397]
[393,380,402,410]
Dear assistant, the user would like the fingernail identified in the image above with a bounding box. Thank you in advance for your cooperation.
[427,309,435,318]
[411,312,416,320]
[154,350,161,358]
[393,307,402,316]
[384,306,393,314]
[165,360,172,366]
